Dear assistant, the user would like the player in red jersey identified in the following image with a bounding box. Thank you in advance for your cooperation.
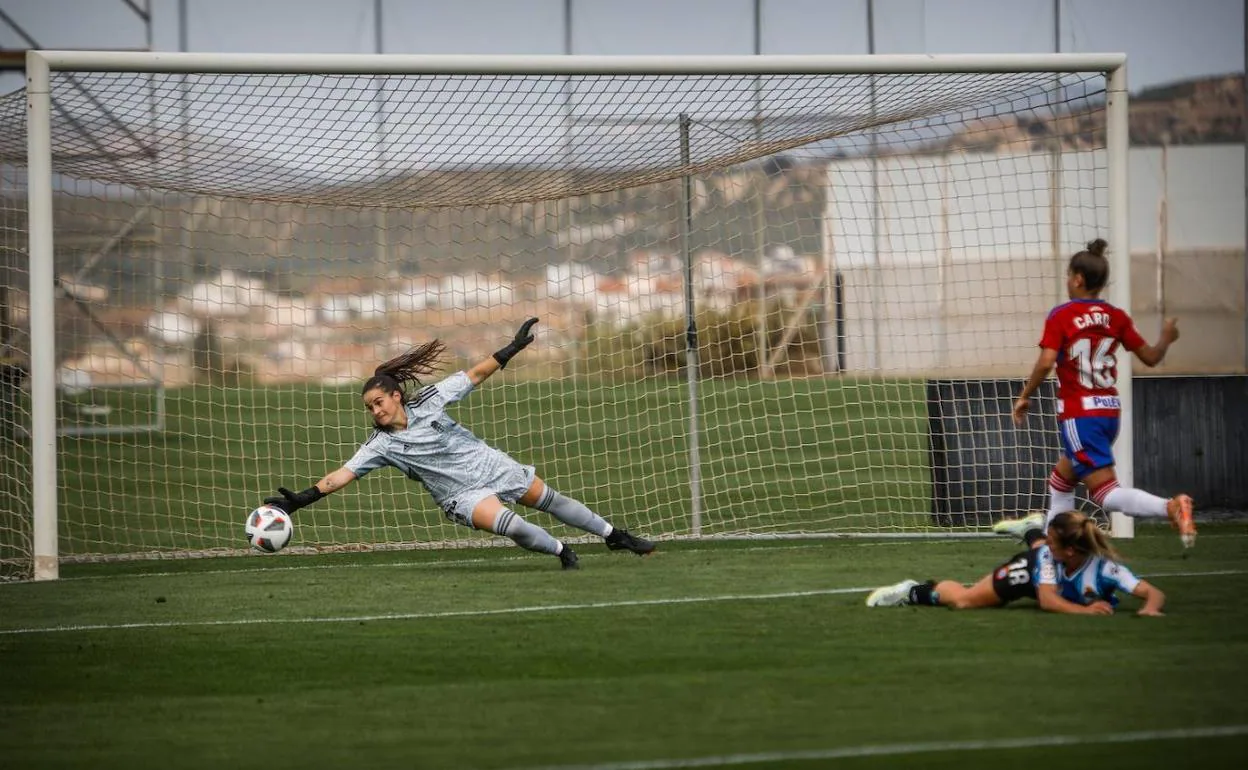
[1000,239,1195,547]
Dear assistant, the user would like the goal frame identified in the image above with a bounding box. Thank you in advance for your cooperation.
[24,51,1132,581]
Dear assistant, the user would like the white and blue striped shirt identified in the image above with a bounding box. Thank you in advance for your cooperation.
[1035,544,1141,607]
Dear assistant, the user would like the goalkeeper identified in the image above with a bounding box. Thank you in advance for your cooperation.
[261,317,655,569]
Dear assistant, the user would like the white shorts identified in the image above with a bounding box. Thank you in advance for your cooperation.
[437,461,536,529]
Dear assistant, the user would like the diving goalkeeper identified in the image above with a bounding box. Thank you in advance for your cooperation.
[261,318,655,569]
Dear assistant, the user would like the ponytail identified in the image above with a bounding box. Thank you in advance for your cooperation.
[362,339,448,401]
[1048,510,1120,562]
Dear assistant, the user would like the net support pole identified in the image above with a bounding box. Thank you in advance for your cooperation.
[1106,61,1134,539]
[866,0,881,372]
[25,51,58,580]
[1051,0,1065,305]
[177,0,192,333]
[937,153,951,369]
[752,1,770,380]
[373,0,388,282]
[1049,132,1064,305]
[679,113,702,536]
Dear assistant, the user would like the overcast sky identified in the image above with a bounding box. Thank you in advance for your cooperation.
[1,0,1242,96]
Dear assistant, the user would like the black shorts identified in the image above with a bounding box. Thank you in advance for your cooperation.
[991,550,1039,604]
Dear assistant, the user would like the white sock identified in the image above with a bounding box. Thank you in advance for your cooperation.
[1102,487,1169,518]
[1046,488,1076,527]
[1045,471,1077,527]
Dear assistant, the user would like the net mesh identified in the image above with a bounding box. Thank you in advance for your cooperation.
[0,67,1109,572]
[1,158,31,581]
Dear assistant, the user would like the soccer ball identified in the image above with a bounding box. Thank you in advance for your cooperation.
[245,505,294,553]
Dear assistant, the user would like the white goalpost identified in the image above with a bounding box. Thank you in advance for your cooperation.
[5,51,1131,581]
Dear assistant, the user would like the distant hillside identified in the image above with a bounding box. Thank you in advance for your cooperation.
[1130,72,1244,145]
[919,72,1244,155]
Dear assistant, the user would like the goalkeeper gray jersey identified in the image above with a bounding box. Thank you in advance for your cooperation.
[344,371,513,504]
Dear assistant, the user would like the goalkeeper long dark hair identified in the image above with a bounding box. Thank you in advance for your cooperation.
[362,339,448,402]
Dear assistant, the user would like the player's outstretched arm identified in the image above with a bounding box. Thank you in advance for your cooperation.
[466,317,539,385]
[1013,347,1059,426]
[1132,580,1166,617]
[1036,583,1114,615]
[1134,317,1179,368]
[265,466,358,515]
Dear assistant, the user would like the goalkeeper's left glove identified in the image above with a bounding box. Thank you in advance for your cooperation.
[492,317,539,368]
[263,485,324,515]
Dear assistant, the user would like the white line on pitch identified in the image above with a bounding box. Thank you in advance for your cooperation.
[59,532,1243,584]
[1146,569,1248,578]
[51,540,989,582]
[4,569,1246,636]
[512,725,1248,770]
[47,545,1248,585]
[12,529,1248,587]
[0,586,873,636]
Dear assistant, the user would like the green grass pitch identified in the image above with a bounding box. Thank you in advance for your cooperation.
[31,377,933,559]
[1,527,1246,769]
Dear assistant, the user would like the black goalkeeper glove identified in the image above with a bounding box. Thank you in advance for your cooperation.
[492,317,539,368]
[263,485,325,515]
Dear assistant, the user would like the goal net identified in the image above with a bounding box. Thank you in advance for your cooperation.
[2,53,1125,578]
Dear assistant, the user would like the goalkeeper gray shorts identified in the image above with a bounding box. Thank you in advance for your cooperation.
[437,461,536,528]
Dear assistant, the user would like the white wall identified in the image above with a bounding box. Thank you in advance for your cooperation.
[824,145,1245,374]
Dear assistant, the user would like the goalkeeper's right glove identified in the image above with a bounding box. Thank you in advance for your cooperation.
[263,485,324,515]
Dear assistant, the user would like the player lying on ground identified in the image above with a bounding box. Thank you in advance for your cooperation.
[1005,237,1195,548]
[866,510,1166,616]
[261,318,655,570]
